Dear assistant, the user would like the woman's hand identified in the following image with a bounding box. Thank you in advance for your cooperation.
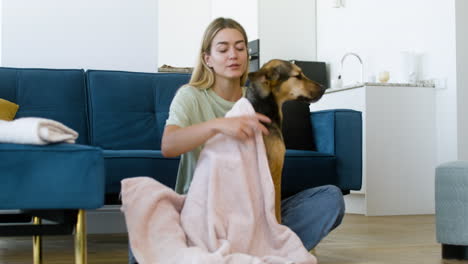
[161,113,271,157]
[214,113,271,140]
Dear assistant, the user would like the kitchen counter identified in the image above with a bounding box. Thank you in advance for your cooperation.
[311,82,437,215]
[326,81,435,94]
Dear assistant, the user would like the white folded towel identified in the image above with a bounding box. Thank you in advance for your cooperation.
[0,117,78,145]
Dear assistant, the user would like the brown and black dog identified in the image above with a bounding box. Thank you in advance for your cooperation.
[247,59,326,223]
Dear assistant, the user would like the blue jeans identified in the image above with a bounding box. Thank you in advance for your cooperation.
[128,185,345,263]
[281,184,345,250]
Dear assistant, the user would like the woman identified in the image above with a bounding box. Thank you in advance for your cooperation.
[162,16,344,250]
[130,17,344,263]
[161,17,270,195]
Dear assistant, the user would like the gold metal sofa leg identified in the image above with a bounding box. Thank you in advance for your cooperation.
[75,209,87,264]
[32,216,43,264]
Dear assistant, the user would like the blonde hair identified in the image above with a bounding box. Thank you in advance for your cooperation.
[189,17,249,89]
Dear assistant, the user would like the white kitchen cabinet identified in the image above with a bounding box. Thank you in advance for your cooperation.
[310,83,436,215]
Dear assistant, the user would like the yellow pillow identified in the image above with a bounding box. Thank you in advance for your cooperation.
[0,98,19,121]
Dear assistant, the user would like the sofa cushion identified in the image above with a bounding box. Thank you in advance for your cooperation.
[102,150,180,194]
[0,98,19,121]
[0,143,105,209]
[86,70,190,150]
[0,68,89,144]
[282,150,336,198]
[311,109,362,190]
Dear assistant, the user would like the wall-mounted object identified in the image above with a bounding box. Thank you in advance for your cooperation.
[248,39,260,72]
[332,0,344,8]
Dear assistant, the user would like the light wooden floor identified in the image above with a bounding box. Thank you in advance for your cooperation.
[316,214,467,264]
[0,214,467,264]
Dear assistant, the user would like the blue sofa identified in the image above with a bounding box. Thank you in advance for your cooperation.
[0,67,362,262]
[86,69,362,199]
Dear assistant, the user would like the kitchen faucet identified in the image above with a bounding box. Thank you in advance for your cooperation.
[339,52,364,84]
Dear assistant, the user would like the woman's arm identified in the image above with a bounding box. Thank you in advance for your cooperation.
[161,114,270,157]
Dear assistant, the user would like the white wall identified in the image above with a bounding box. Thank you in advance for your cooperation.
[316,0,458,165]
[456,0,468,160]
[158,0,258,69]
[1,0,158,72]
[157,0,211,68]
[258,0,316,65]
[211,0,258,42]
[158,0,317,69]
[213,0,318,66]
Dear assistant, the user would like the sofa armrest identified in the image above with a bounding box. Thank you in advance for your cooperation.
[0,143,105,209]
[310,109,362,191]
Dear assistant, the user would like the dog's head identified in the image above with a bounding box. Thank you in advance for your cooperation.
[248,59,325,105]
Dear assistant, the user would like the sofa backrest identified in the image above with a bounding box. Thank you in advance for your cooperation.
[0,67,89,144]
[86,70,190,150]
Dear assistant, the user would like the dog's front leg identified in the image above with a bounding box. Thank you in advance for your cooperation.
[265,136,286,223]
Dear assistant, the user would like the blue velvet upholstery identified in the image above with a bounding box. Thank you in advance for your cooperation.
[0,67,105,212]
[311,109,363,190]
[86,70,190,150]
[1,66,361,264]
[103,150,180,193]
[282,150,336,198]
[0,68,106,264]
[0,67,89,144]
[0,66,362,213]
[86,70,190,195]
[0,143,104,209]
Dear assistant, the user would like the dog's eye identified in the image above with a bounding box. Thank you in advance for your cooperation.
[294,74,302,79]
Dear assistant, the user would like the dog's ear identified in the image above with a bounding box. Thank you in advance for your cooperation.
[248,71,266,84]
[265,68,280,81]
[248,68,280,83]
[290,68,300,77]
[248,71,271,98]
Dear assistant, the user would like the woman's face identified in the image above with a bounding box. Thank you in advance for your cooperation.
[205,28,248,82]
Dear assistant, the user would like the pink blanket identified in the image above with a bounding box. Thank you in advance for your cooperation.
[121,98,317,264]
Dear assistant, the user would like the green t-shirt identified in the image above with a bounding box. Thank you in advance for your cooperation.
[165,85,246,194]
